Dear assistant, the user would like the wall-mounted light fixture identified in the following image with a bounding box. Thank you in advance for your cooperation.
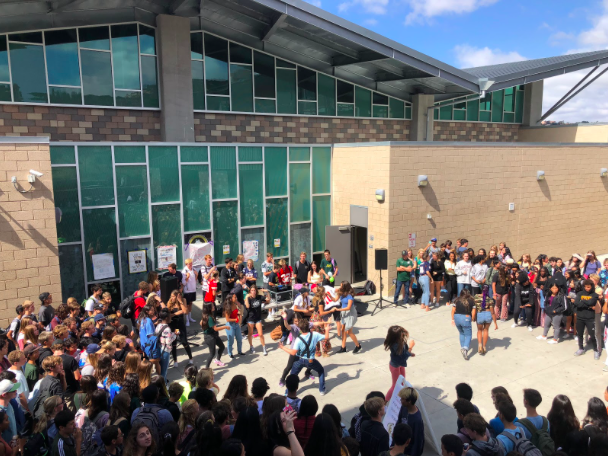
[601,168,607,177]
[375,189,385,202]
[418,175,428,187]
[11,169,43,193]
[536,170,545,181]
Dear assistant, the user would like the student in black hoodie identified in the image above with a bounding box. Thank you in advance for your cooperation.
[349,391,386,442]
[360,397,390,456]
[574,279,600,359]
[513,272,536,331]
[537,282,567,344]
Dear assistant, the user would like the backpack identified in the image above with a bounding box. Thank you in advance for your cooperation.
[500,429,542,456]
[363,280,376,295]
[134,405,162,443]
[518,418,555,456]
[119,295,136,319]
[23,431,50,456]
[331,258,339,277]
[80,411,109,454]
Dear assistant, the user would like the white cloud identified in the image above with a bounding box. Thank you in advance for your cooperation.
[364,18,379,26]
[549,31,575,46]
[453,44,526,68]
[405,0,498,25]
[339,0,389,15]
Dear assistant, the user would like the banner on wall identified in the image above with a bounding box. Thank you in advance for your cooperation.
[127,250,147,274]
[243,240,259,262]
[92,253,115,281]
[157,245,177,270]
[186,242,213,271]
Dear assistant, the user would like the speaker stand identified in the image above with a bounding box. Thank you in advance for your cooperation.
[368,269,395,316]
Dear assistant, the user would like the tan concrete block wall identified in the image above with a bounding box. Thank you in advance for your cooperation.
[519,125,608,143]
[0,141,60,326]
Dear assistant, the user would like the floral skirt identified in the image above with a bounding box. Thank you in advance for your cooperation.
[310,312,331,357]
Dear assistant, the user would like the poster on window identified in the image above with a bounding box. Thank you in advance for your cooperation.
[92,253,115,281]
[128,250,147,274]
[274,238,281,248]
[186,242,213,272]
[157,245,177,270]
[223,245,230,255]
[243,240,259,262]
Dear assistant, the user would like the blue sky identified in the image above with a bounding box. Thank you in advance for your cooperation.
[304,0,608,122]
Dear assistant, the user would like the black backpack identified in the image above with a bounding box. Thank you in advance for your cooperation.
[134,405,161,443]
[363,280,376,295]
[119,295,136,319]
[23,431,50,456]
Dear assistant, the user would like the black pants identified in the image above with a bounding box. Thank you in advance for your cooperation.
[204,333,225,368]
[576,317,597,351]
[170,315,193,362]
[445,275,457,302]
[281,354,311,383]
[515,304,535,326]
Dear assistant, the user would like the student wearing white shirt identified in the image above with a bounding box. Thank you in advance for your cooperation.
[470,255,488,297]
[455,252,473,297]
[182,258,198,325]
[84,285,102,317]
[291,289,312,317]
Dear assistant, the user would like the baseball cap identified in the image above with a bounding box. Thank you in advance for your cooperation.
[300,287,310,294]
[95,304,104,310]
[86,343,100,354]
[23,344,40,357]
[573,253,584,261]
[0,379,20,396]
[431,238,437,242]
[94,314,106,323]
[401,250,407,256]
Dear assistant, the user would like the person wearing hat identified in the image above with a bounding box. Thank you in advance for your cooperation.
[251,377,270,414]
[244,284,271,356]
[38,292,55,331]
[395,251,415,306]
[292,288,312,317]
[23,344,41,391]
[92,314,106,340]
[0,379,19,446]
[566,254,583,274]
[425,238,441,256]
[81,344,100,377]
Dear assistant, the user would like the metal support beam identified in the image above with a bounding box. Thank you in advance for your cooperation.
[262,13,287,41]
[169,0,189,13]
[332,50,390,67]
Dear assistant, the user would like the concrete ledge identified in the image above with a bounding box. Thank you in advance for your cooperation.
[333,140,608,147]
[0,136,50,143]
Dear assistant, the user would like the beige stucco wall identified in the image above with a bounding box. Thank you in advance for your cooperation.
[518,124,608,143]
[333,142,608,285]
[0,139,61,326]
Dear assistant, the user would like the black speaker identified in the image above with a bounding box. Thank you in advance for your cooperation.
[375,249,388,270]
[160,276,179,304]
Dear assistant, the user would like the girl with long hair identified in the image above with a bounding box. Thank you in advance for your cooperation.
[137,303,161,375]
[23,325,39,347]
[473,285,497,355]
[583,251,602,277]
[195,411,223,456]
[99,341,116,357]
[294,395,318,448]
[156,308,176,381]
[200,302,228,368]
[304,413,346,456]
[76,389,109,438]
[138,359,153,392]
[122,373,141,413]
[224,292,244,358]
[321,404,349,439]
[34,395,63,443]
[451,289,474,360]
[17,317,33,350]
[109,391,132,438]
[334,281,362,353]
[102,327,117,343]
[81,350,99,377]
[124,422,156,456]
[125,351,141,375]
[310,291,333,357]
[244,284,271,355]
[262,395,290,440]
[108,361,126,404]
[384,325,415,401]
[73,375,97,414]
[223,374,254,405]
[518,253,532,272]
[307,261,325,288]
[547,394,580,451]
[178,364,198,404]
[268,410,304,456]
[156,421,181,456]
[444,251,458,305]
[493,265,510,322]
[177,399,199,449]
[429,251,445,306]
[166,290,194,369]
[418,251,433,310]
[582,397,608,434]
[95,353,113,389]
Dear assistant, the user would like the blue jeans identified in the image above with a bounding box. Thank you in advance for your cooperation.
[454,313,472,350]
[291,358,325,392]
[394,280,410,304]
[488,287,494,299]
[457,283,471,297]
[160,350,170,382]
[419,275,430,305]
[225,322,243,355]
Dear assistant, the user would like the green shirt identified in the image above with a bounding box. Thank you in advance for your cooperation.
[396,258,414,281]
[320,258,337,276]
[24,362,38,391]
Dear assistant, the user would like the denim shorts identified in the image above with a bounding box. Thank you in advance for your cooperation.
[477,311,492,324]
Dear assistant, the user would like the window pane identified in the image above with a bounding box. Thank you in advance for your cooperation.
[480,111,491,122]
[405,106,411,119]
[213,201,238,264]
[120,238,153,296]
[191,32,203,60]
[290,147,310,161]
[52,167,81,243]
[230,43,252,64]
[373,105,388,118]
[230,64,253,112]
[255,99,276,113]
[210,146,237,199]
[141,55,159,108]
[434,109,438,120]
[337,103,354,117]
[479,93,491,111]
[290,163,311,222]
[49,87,81,105]
[277,69,297,114]
[111,24,140,90]
[266,198,288,258]
[115,146,145,163]
[10,43,47,103]
[83,207,119,282]
[298,101,316,115]
[181,146,208,163]
[454,109,466,121]
[276,59,295,69]
[298,67,316,101]
[50,145,75,165]
[491,90,504,122]
[9,32,43,43]
[265,147,287,197]
[503,112,515,123]
[504,87,515,112]
[254,51,275,98]
[0,36,9,82]
[182,165,211,232]
[439,105,452,120]
[290,223,312,265]
[116,90,141,107]
[337,80,354,103]
[79,26,110,50]
[318,73,336,116]
[373,92,388,105]
[239,147,262,162]
[192,60,205,110]
[81,50,114,106]
[242,227,264,286]
[139,25,156,55]
[116,166,149,238]
[59,245,85,303]
[389,98,404,118]
[207,96,230,111]
[45,29,80,86]
[515,90,524,123]
[205,34,229,95]
[239,163,264,227]
[313,195,330,252]
[312,147,331,194]
[149,146,179,203]
[466,99,479,121]
[354,86,371,117]
[78,146,114,206]
[152,204,183,270]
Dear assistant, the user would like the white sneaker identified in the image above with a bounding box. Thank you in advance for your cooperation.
[574,336,579,341]
[172,361,179,369]
[189,315,196,323]
[263,347,268,356]
[548,339,558,344]
[250,346,254,354]
[527,326,533,332]
[185,318,190,327]
[187,359,193,365]
[511,322,518,328]
[536,335,547,340]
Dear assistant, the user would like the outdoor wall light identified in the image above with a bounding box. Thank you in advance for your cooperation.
[10,169,43,193]
[536,171,545,181]
[375,189,385,202]
[601,168,608,177]
[418,175,428,187]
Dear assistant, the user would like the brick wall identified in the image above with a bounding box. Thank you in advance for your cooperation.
[0,139,60,326]
[194,113,410,143]
[0,105,161,142]
[434,121,519,142]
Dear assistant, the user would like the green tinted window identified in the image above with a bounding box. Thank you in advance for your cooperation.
[9,32,42,43]
[116,166,149,238]
[52,167,81,243]
[0,36,10,82]
[290,147,310,161]
[290,163,311,222]
[192,60,205,110]
[114,146,145,163]
[242,227,264,285]
[290,223,311,265]
[141,56,159,108]
[491,90,504,122]
[297,67,316,101]
[503,112,515,123]
[298,101,316,115]
[479,93,491,111]
[453,103,466,121]
[434,109,438,120]
[81,50,113,106]
[337,103,354,117]
[373,92,388,105]
[265,147,287,197]
[45,29,80,86]
[373,106,388,118]
[515,90,524,123]
[83,207,119,281]
[239,164,264,227]
[439,105,452,120]
[405,106,412,119]
[254,51,275,98]
[213,201,238,263]
[230,64,253,112]
[318,73,336,116]
[149,146,179,203]
[480,111,491,122]
[10,43,47,103]
[111,24,140,90]
[337,80,354,103]
[182,165,211,231]
[120,238,152,295]
[50,145,75,165]
[277,69,297,114]
[116,90,141,107]
[207,96,229,111]
[255,99,276,113]
[59,245,85,302]
[389,98,404,118]
[266,198,288,258]
[313,195,330,252]
[312,147,331,194]
[504,87,515,112]
[190,32,203,60]
[230,42,252,64]
[181,146,208,162]
[152,204,183,269]
[210,146,237,199]
[354,87,371,117]
[139,25,156,55]
[238,147,262,162]
[276,59,295,69]
[79,26,110,50]
[466,99,479,121]
[205,34,229,95]
[78,146,114,206]
[50,87,81,104]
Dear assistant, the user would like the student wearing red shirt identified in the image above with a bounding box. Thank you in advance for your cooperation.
[223,292,244,358]
[278,259,293,289]
[205,271,219,305]
[132,281,148,339]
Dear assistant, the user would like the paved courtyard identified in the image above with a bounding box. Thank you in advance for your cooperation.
[165,295,607,455]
